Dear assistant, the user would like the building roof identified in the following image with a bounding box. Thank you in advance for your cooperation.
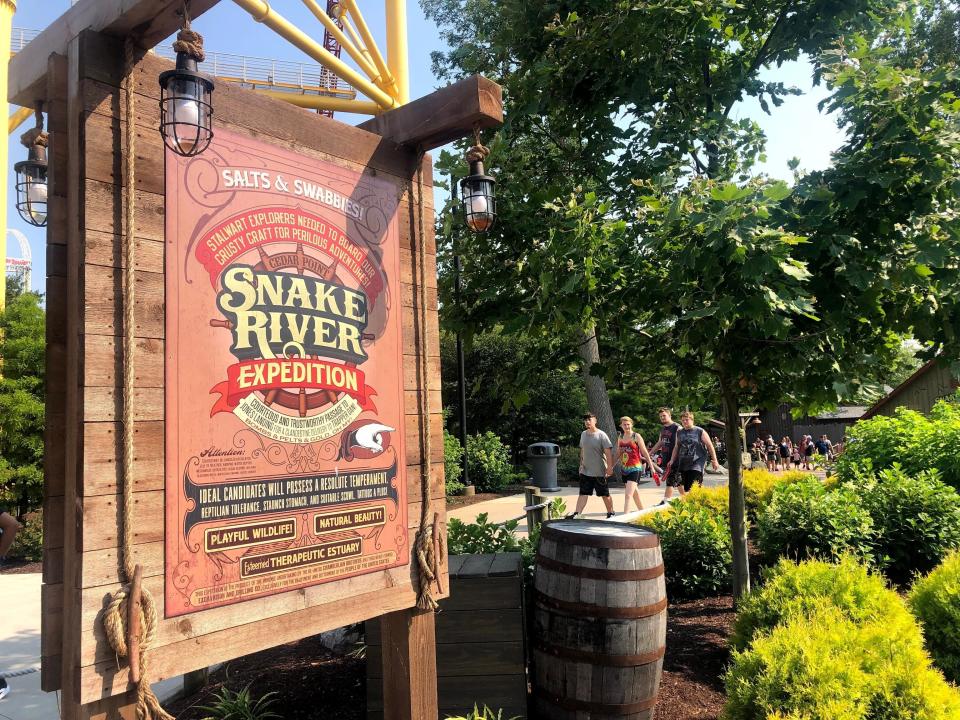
[814,406,869,421]
[861,360,939,420]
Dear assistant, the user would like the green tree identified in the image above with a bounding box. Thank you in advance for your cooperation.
[0,280,45,518]
[440,329,585,463]
[426,0,960,599]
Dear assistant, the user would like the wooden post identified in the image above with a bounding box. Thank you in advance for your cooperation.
[525,485,546,533]
[379,607,439,720]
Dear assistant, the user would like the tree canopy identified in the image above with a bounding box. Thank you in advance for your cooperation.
[0,278,45,518]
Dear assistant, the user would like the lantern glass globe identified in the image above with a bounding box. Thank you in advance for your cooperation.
[14,159,48,227]
[159,63,214,157]
[461,176,496,233]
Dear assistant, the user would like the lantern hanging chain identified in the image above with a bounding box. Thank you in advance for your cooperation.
[173,1,206,62]
[100,38,174,720]
[413,149,444,611]
[19,101,47,149]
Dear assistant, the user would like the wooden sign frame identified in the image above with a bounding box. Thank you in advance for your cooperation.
[34,26,494,719]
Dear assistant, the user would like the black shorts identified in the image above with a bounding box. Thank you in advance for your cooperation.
[579,473,610,497]
[681,470,703,492]
[621,469,641,484]
[664,466,683,488]
[766,452,777,462]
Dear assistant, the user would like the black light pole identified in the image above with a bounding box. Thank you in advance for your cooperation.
[451,178,471,493]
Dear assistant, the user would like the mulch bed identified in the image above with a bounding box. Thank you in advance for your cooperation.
[654,595,735,720]
[166,595,736,720]
[166,635,365,720]
[0,559,42,574]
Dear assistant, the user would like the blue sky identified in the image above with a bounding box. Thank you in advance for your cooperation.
[8,2,846,293]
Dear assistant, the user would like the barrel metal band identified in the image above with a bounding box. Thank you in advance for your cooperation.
[534,688,658,715]
[534,591,668,619]
[533,639,665,667]
[537,555,665,581]
[541,523,661,549]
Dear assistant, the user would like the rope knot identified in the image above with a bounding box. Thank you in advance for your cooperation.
[173,27,206,62]
[20,127,47,149]
[465,143,490,164]
[102,586,172,720]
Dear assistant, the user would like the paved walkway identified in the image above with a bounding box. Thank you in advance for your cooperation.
[0,573,182,719]
[448,468,729,536]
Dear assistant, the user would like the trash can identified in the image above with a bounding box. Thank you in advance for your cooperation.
[527,442,560,491]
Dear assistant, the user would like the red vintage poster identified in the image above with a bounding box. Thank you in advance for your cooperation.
[164,129,409,617]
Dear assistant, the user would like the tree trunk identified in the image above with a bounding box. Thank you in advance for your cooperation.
[576,326,617,447]
[721,380,751,602]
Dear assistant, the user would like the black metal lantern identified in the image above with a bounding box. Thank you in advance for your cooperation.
[460,141,496,233]
[14,107,48,228]
[159,18,214,157]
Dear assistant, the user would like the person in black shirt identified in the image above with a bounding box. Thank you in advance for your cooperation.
[650,408,683,503]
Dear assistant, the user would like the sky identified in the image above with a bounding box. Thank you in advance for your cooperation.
[6,2,847,294]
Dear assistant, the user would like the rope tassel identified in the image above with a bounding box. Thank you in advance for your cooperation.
[413,153,444,611]
[94,37,173,720]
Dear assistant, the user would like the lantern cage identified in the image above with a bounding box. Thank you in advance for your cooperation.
[159,53,214,157]
[460,158,496,233]
[14,116,49,228]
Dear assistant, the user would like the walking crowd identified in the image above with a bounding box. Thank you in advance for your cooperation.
[567,408,719,519]
[568,408,839,519]
[749,433,839,472]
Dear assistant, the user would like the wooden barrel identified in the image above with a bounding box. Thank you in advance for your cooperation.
[531,520,667,720]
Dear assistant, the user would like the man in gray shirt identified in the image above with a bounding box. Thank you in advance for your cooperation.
[567,412,615,519]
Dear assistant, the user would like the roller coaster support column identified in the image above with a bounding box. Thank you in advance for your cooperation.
[385,0,409,104]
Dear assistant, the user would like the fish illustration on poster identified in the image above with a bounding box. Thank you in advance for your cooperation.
[164,129,409,617]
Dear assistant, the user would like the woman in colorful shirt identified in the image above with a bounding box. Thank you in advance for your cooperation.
[618,416,662,514]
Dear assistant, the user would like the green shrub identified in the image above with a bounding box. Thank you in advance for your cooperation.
[443,430,465,496]
[837,400,960,492]
[742,468,778,515]
[731,556,910,651]
[447,513,520,555]
[8,509,42,561]
[648,504,732,599]
[724,607,960,720]
[910,552,960,683]
[779,470,819,485]
[860,467,960,584]
[683,485,729,519]
[757,477,874,564]
[466,432,514,492]
[557,445,580,480]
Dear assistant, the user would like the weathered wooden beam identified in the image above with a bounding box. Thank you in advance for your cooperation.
[9,0,221,107]
[359,75,503,150]
[380,608,439,720]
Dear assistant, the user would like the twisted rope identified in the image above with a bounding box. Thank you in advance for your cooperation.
[172,5,206,62]
[20,106,48,149]
[413,153,443,611]
[98,38,173,720]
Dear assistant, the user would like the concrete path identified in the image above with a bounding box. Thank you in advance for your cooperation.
[0,572,183,719]
[448,468,729,536]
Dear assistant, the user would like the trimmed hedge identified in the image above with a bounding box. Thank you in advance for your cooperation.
[860,467,960,584]
[757,477,875,564]
[724,606,960,720]
[910,552,960,683]
[649,504,732,599]
[731,556,909,651]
